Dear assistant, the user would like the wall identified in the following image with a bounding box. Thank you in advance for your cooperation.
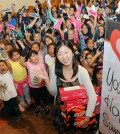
[0,0,45,11]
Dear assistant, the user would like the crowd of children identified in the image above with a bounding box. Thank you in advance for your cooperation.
[0,0,119,133]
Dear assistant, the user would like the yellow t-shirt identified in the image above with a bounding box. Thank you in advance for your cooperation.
[10,60,27,82]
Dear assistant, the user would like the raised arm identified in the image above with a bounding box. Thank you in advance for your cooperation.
[20,56,27,68]
[20,46,30,68]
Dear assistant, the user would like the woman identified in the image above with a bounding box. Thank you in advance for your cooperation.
[35,41,97,128]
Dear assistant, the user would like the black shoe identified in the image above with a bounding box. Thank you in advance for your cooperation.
[34,109,40,116]
[45,108,50,115]
[26,104,35,111]
[9,115,22,123]
[29,104,35,109]
[0,106,6,112]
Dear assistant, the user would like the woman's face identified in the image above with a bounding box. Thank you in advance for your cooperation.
[57,45,73,67]
[82,24,88,34]
[96,69,103,85]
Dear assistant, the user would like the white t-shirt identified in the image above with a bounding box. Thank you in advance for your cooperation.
[0,71,17,101]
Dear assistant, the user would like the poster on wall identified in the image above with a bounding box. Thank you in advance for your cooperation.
[99,21,120,134]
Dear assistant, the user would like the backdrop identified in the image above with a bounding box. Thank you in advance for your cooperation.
[0,0,45,10]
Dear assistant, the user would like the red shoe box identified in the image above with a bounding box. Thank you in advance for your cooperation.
[60,105,96,128]
[59,86,88,101]
[65,95,101,108]
[65,98,88,108]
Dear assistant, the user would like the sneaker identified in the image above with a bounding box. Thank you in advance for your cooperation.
[29,13,39,18]
[26,104,35,111]
[36,20,42,27]
[4,8,12,13]
[19,5,26,15]
[0,48,8,60]
[34,109,40,116]
[0,106,6,112]
[109,15,117,20]
[11,30,21,40]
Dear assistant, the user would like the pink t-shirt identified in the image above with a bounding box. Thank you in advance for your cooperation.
[26,61,46,88]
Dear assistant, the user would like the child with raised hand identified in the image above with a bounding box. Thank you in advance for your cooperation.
[9,48,31,110]
[20,49,49,116]
[0,50,21,123]
[31,42,44,64]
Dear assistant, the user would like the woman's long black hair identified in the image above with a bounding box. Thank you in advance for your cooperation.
[54,41,78,80]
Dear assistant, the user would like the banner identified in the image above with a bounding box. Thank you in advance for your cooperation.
[100,21,120,134]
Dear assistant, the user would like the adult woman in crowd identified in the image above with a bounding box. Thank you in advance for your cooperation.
[35,41,97,128]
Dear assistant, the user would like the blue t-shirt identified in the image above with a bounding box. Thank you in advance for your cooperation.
[8,18,17,26]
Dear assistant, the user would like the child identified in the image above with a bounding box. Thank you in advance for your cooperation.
[9,49,31,109]
[20,50,49,116]
[92,65,103,130]
[45,43,55,83]
[80,52,95,78]
[0,59,21,122]
[31,42,44,63]
[86,38,96,52]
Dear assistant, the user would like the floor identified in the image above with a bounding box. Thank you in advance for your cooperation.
[0,101,96,134]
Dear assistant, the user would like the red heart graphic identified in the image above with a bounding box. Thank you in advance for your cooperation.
[110,29,120,61]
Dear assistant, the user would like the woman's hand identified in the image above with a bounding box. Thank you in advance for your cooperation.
[33,69,50,86]
[78,116,90,128]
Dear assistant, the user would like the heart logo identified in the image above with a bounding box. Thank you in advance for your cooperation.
[110,29,120,61]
